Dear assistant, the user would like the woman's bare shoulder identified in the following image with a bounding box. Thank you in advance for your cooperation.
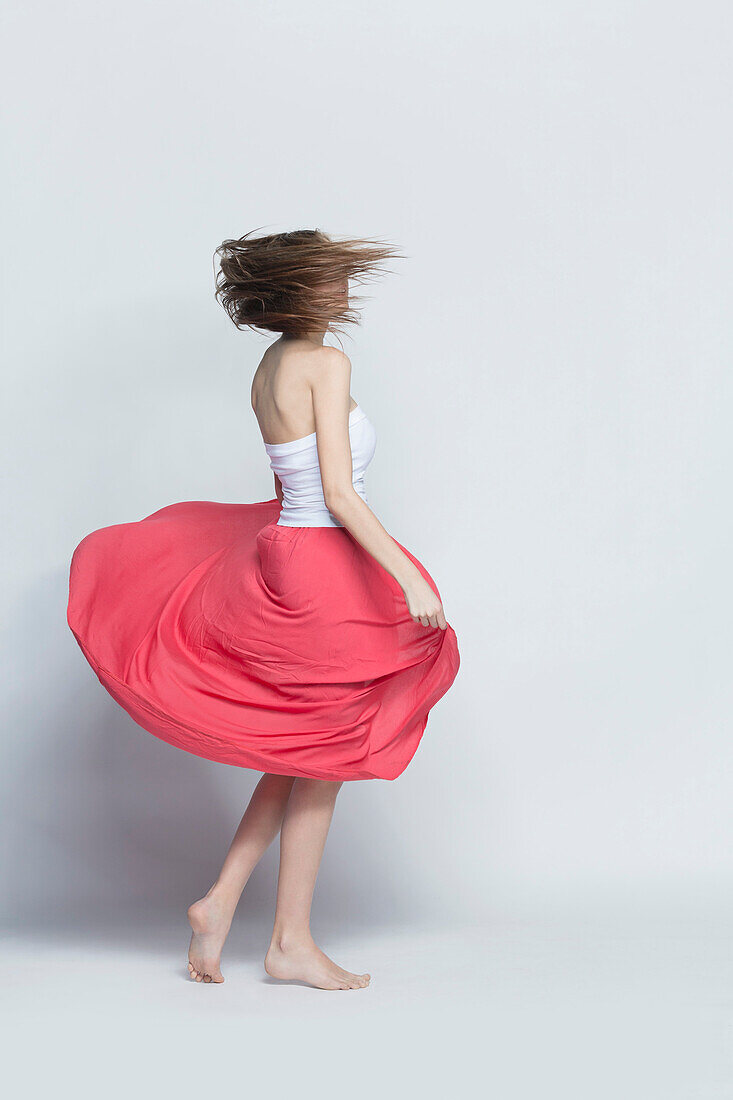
[307,345,352,387]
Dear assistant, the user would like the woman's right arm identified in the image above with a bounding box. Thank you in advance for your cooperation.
[309,347,447,630]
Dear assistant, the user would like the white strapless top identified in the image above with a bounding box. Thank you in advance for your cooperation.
[263,404,377,527]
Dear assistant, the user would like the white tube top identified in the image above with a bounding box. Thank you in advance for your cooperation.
[264,404,377,527]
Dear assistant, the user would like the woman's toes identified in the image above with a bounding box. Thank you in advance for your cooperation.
[188,961,223,985]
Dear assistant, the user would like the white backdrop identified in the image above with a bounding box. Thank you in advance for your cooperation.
[2,0,731,946]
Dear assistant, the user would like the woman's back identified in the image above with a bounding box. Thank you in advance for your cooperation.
[252,339,357,446]
[264,404,376,528]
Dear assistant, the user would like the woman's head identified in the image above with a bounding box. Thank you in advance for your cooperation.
[214,228,400,337]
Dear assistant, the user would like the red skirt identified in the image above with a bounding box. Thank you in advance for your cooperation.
[66,499,460,781]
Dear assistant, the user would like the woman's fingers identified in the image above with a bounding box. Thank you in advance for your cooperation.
[408,600,448,630]
[420,609,447,629]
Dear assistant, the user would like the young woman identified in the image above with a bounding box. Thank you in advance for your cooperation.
[67,229,460,990]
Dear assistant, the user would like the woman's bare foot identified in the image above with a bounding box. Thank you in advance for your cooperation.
[187,891,235,983]
[265,933,370,990]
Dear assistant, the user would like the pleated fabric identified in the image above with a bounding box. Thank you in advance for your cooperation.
[67,498,460,781]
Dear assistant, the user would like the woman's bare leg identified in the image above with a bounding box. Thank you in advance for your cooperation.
[188,772,294,983]
[264,778,370,990]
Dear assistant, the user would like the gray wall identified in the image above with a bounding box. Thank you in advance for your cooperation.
[2,0,731,936]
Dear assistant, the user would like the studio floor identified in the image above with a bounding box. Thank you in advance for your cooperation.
[5,895,731,1099]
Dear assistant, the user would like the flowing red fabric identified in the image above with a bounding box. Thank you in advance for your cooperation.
[67,498,460,781]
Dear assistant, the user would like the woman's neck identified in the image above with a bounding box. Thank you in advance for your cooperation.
[281,330,327,347]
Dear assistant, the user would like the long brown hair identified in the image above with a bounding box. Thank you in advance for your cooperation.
[214,228,401,337]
